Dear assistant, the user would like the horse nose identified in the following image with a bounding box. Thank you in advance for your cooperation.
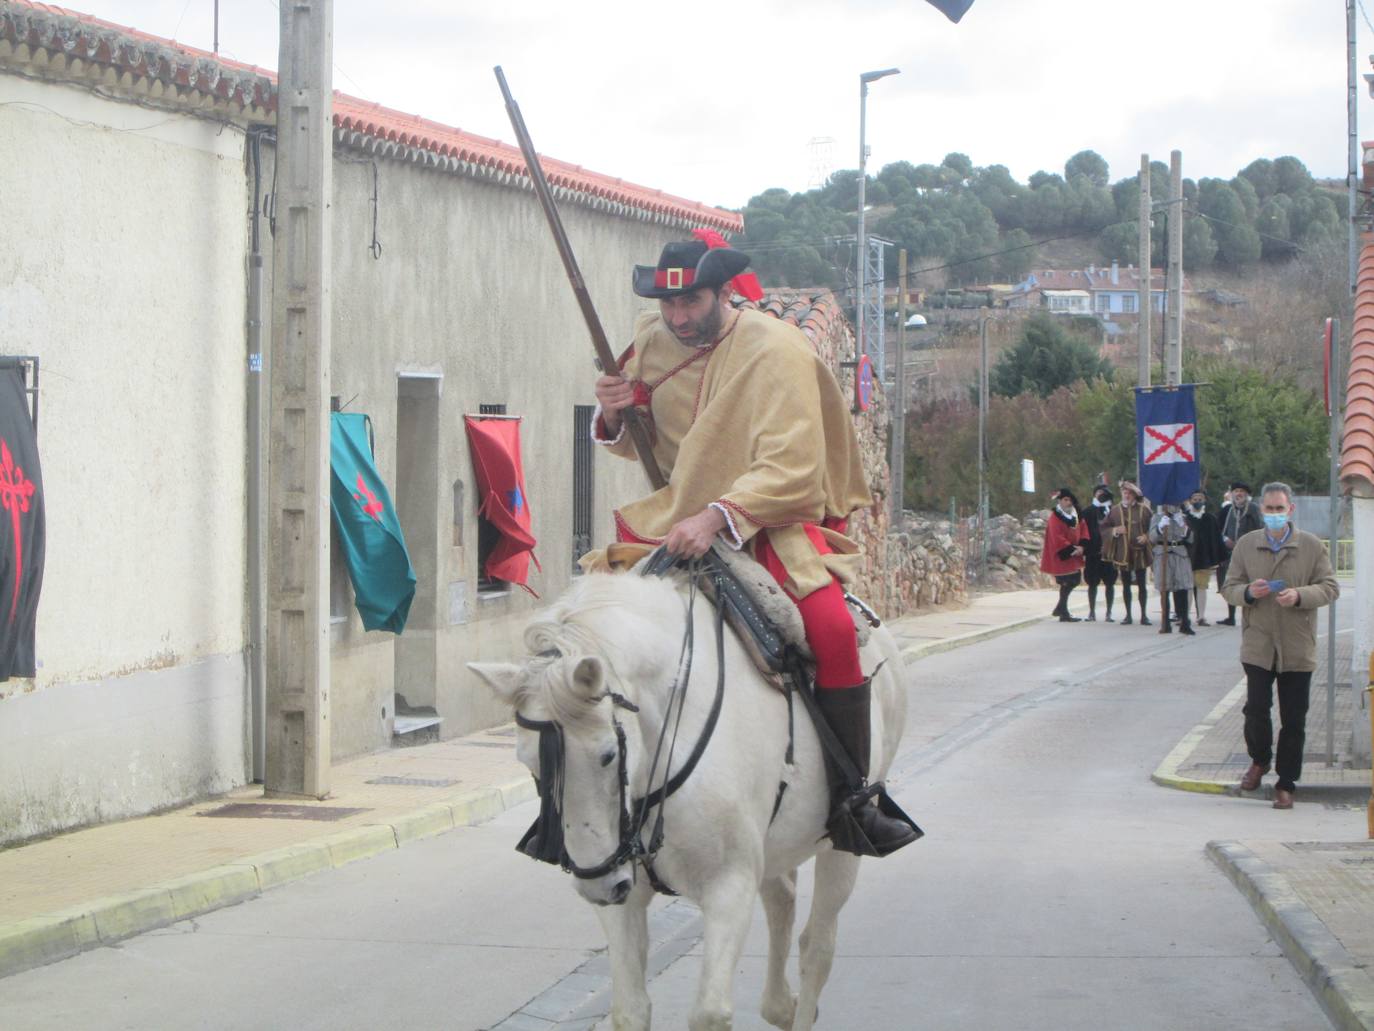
[610,877,633,904]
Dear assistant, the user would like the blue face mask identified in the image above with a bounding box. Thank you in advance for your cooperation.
[1263,512,1289,532]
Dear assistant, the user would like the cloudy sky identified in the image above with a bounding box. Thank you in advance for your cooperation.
[76,0,1374,210]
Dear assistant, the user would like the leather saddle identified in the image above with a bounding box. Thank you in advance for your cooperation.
[638,544,878,680]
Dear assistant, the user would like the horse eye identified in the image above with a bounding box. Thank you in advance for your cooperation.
[599,749,616,768]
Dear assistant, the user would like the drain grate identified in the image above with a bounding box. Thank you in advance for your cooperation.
[199,803,369,821]
[365,776,460,787]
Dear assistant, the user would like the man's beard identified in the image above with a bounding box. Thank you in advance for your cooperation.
[667,303,725,347]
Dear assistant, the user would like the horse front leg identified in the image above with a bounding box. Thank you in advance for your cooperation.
[594,878,654,1031]
[793,849,860,1031]
[690,871,760,1031]
[758,870,799,1029]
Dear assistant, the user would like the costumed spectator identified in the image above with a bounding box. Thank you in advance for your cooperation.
[1184,488,1224,626]
[1149,504,1194,635]
[1083,484,1118,621]
[1217,481,1263,626]
[1040,488,1090,622]
[1101,480,1153,626]
[593,235,918,855]
[1221,481,1339,809]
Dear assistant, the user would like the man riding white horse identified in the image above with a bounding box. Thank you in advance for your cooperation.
[592,234,918,857]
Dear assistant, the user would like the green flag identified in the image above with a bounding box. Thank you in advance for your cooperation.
[329,413,416,633]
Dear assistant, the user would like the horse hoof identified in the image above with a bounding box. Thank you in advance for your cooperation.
[760,994,796,1029]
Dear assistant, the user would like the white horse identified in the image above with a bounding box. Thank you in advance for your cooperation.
[470,568,910,1031]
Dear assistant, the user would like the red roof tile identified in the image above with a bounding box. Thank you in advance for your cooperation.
[1,1,740,233]
[1342,231,1374,496]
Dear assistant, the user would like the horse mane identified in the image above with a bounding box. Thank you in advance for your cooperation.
[521,573,685,727]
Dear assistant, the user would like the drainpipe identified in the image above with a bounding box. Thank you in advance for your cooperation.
[247,128,270,782]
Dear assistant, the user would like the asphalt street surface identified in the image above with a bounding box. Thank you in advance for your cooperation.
[0,612,1359,1030]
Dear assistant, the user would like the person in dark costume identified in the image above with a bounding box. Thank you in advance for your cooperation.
[1040,487,1090,622]
[1101,480,1153,626]
[1184,488,1224,626]
[1082,484,1118,621]
[1217,480,1262,626]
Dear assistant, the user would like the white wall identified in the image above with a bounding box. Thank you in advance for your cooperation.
[0,75,252,843]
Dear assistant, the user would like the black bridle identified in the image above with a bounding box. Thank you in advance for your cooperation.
[513,568,727,884]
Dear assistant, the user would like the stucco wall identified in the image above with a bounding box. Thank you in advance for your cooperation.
[0,75,252,843]
[310,152,671,746]
[0,62,693,842]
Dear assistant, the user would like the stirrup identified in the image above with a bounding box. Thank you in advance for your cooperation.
[826,782,923,857]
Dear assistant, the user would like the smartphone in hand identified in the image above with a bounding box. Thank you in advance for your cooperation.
[1268,579,1287,593]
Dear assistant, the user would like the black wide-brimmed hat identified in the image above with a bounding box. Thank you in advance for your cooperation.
[632,239,752,299]
[1054,486,1079,508]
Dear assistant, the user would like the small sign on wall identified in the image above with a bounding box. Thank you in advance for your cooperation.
[1021,459,1035,493]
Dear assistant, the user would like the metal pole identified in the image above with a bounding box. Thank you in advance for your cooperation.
[247,129,268,783]
[891,249,908,521]
[857,79,867,362]
[1166,151,1184,386]
[1329,317,1342,766]
[213,0,219,53]
[1349,0,1359,295]
[1137,154,1152,388]
[979,315,989,581]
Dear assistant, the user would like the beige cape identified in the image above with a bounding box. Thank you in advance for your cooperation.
[593,307,872,598]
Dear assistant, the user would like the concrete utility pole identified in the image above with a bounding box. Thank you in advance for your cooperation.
[1137,154,1151,388]
[267,0,334,797]
[1165,150,1184,386]
[890,248,908,521]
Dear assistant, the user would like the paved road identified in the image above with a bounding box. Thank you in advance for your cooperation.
[0,616,1357,1030]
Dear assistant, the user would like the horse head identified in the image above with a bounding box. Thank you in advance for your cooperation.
[471,642,650,908]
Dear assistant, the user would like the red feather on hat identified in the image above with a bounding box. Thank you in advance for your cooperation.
[692,228,764,302]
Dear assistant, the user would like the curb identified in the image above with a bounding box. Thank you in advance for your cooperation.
[1207,840,1374,1031]
[1151,678,1247,795]
[899,614,1046,664]
[1154,681,1374,803]
[0,776,537,981]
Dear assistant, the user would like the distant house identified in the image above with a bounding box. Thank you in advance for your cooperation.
[1042,289,1092,315]
[1010,262,1181,316]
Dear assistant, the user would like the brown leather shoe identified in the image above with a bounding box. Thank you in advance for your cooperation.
[1240,762,1269,792]
[1273,788,1294,810]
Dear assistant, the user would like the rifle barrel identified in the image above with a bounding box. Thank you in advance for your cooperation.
[494,66,666,490]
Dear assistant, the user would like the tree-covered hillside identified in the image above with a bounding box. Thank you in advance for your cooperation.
[732,151,1344,291]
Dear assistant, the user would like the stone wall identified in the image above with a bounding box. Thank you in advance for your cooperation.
[979,511,1056,591]
[745,292,967,618]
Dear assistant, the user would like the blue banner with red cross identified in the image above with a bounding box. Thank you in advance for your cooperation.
[1134,385,1200,506]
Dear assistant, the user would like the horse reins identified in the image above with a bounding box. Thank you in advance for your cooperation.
[514,564,727,887]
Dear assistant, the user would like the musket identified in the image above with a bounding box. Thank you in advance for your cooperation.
[493,66,667,491]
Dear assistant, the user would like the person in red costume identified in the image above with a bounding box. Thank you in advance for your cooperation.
[1041,487,1090,622]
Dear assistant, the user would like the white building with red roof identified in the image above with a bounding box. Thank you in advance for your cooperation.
[0,2,743,841]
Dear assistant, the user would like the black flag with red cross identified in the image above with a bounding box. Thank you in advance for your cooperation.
[0,364,43,680]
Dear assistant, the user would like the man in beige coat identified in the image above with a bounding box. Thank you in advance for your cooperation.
[1221,481,1340,808]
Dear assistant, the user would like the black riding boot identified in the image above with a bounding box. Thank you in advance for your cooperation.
[1137,583,1152,626]
[1086,584,1098,621]
[815,681,921,857]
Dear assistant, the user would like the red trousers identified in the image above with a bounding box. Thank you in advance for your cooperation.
[753,525,863,689]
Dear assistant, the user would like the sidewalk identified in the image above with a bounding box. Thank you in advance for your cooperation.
[0,587,1057,980]
[1152,583,1374,1030]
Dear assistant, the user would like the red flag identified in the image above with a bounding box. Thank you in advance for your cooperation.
[464,417,541,595]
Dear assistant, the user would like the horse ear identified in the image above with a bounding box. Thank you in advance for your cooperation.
[467,662,525,705]
[570,656,604,700]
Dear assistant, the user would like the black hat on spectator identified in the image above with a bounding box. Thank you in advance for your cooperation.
[1229,480,1252,493]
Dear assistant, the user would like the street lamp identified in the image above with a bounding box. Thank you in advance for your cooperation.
[857,68,900,366]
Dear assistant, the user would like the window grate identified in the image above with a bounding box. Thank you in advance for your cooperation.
[572,405,595,571]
